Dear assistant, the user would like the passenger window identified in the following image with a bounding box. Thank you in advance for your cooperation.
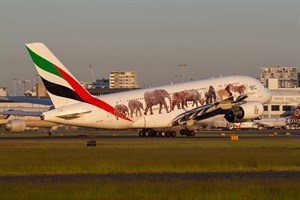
[282,106,291,111]
[271,105,280,111]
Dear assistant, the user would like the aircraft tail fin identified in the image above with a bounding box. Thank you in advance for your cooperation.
[25,43,94,108]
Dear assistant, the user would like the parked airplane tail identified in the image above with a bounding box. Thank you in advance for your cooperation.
[26,43,94,108]
[291,107,300,119]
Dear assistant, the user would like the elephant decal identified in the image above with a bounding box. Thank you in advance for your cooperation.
[144,89,172,115]
[114,104,129,120]
[171,91,188,110]
[171,90,205,110]
[205,86,216,104]
[128,100,144,117]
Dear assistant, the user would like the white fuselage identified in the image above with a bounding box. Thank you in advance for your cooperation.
[254,118,287,128]
[42,75,272,129]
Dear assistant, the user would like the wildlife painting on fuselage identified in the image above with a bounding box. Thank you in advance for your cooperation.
[114,82,247,120]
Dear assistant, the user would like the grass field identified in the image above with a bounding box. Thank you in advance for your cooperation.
[0,131,300,199]
[0,137,300,175]
[1,176,300,200]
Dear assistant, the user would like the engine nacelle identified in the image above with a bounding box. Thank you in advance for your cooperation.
[3,119,26,132]
[225,102,264,123]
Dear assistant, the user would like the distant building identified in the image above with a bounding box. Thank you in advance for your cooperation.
[109,71,138,89]
[263,88,300,118]
[92,78,109,89]
[36,83,48,97]
[0,87,7,96]
[260,66,298,89]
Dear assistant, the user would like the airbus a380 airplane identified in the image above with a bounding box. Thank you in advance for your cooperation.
[21,43,271,137]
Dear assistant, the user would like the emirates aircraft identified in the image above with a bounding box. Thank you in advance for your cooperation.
[22,43,271,137]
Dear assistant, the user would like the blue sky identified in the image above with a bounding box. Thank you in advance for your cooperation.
[0,0,299,94]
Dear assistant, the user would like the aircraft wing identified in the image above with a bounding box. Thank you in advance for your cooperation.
[172,95,247,126]
[0,96,53,106]
[254,118,287,128]
[0,109,92,121]
[253,120,274,128]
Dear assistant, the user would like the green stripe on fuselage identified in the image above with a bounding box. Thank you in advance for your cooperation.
[26,46,63,79]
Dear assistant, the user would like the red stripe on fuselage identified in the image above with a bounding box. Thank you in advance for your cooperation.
[54,65,132,122]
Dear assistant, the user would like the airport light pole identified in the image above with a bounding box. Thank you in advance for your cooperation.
[13,78,18,96]
[178,64,188,82]
[35,74,40,98]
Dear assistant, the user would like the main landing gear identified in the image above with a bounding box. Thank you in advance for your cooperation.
[179,129,195,137]
[139,129,176,137]
[138,128,196,137]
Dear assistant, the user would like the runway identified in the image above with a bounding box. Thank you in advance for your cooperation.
[1,171,300,182]
[1,129,300,140]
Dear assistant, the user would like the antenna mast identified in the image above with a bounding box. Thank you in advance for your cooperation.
[88,64,96,82]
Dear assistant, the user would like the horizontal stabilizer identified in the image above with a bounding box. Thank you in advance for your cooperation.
[54,110,92,120]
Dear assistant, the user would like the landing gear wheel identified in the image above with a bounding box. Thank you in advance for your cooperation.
[150,130,157,137]
[160,131,166,137]
[185,129,191,137]
[166,131,172,137]
[171,131,177,137]
[190,130,195,137]
[139,130,143,137]
[144,130,150,137]
[180,129,185,136]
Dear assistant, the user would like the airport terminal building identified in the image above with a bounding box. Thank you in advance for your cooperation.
[260,66,300,118]
[263,89,300,118]
[260,66,298,89]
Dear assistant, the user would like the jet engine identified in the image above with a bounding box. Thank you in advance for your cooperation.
[3,119,26,132]
[225,102,264,123]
